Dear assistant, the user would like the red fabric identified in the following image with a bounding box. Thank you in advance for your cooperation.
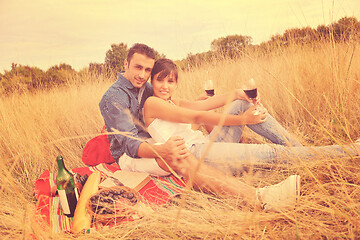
[34,170,52,200]
[82,134,115,166]
[139,176,185,206]
[33,163,185,233]
[73,162,120,176]
[34,170,52,228]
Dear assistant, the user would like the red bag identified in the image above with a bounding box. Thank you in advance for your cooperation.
[82,127,115,166]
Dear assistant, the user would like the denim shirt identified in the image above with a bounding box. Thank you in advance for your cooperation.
[99,72,153,161]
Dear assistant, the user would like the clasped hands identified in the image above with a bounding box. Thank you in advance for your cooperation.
[156,136,191,174]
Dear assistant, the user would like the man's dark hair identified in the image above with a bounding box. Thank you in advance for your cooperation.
[151,58,178,82]
[127,43,156,63]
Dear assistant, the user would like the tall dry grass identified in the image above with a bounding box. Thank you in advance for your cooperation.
[1,41,360,239]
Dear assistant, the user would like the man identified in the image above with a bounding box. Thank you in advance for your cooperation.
[99,43,300,211]
[99,43,188,175]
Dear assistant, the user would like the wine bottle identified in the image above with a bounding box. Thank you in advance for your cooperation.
[55,156,79,217]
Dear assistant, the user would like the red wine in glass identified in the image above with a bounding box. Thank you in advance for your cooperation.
[205,89,215,96]
[244,88,257,99]
[243,78,257,99]
[243,78,266,115]
[205,80,215,96]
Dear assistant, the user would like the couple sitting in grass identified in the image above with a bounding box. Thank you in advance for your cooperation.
[99,43,360,211]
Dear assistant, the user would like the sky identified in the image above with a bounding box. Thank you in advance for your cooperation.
[0,0,359,73]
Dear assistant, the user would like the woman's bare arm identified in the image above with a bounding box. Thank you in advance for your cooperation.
[176,89,255,111]
[143,96,266,127]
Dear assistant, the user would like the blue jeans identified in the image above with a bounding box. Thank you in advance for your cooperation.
[190,100,360,172]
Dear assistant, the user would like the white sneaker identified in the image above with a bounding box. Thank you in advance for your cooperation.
[256,175,300,212]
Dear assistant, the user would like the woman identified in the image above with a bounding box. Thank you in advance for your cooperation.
[137,58,304,211]
[143,58,360,173]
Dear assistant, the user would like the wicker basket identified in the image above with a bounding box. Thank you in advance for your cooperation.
[86,186,141,223]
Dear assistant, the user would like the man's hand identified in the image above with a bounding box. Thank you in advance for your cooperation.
[158,136,190,164]
[155,151,193,174]
[154,136,190,173]
[243,105,267,125]
[137,136,190,165]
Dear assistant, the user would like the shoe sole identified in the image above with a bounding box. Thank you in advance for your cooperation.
[295,175,300,202]
[261,174,301,211]
[283,175,301,208]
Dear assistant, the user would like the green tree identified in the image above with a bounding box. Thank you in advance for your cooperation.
[0,64,46,94]
[88,62,109,76]
[283,27,314,44]
[316,25,330,41]
[332,17,359,41]
[211,34,252,59]
[105,43,128,74]
[45,63,76,87]
[181,51,217,70]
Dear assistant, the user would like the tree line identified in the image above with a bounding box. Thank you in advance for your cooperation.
[1,16,359,94]
[0,63,78,94]
[177,16,360,69]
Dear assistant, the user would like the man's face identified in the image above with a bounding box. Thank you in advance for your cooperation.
[123,53,155,88]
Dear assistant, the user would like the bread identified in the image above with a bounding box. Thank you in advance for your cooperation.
[72,171,101,233]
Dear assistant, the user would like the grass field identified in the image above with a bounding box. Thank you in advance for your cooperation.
[1,41,360,239]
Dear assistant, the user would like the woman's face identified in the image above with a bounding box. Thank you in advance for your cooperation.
[152,71,177,100]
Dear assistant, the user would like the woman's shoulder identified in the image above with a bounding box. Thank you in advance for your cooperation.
[144,96,167,110]
[145,97,181,108]
[145,96,160,104]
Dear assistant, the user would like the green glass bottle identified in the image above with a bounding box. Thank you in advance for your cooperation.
[55,156,79,217]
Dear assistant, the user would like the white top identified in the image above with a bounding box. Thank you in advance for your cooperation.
[147,118,207,149]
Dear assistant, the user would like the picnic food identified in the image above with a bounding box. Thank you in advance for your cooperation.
[86,186,140,224]
[72,171,101,233]
[55,156,79,217]
[73,173,89,193]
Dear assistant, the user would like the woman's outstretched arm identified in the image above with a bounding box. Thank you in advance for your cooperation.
[143,96,267,127]
[176,89,259,111]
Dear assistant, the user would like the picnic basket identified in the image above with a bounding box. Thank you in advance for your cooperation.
[86,186,141,224]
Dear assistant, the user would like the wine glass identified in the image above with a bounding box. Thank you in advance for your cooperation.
[243,78,264,115]
[243,78,257,100]
[204,80,215,96]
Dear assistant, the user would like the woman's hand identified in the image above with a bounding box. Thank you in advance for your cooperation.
[243,105,267,125]
[195,92,210,101]
[235,89,261,105]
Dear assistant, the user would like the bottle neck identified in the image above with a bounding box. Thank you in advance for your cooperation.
[56,156,68,173]
[57,160,64,170]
